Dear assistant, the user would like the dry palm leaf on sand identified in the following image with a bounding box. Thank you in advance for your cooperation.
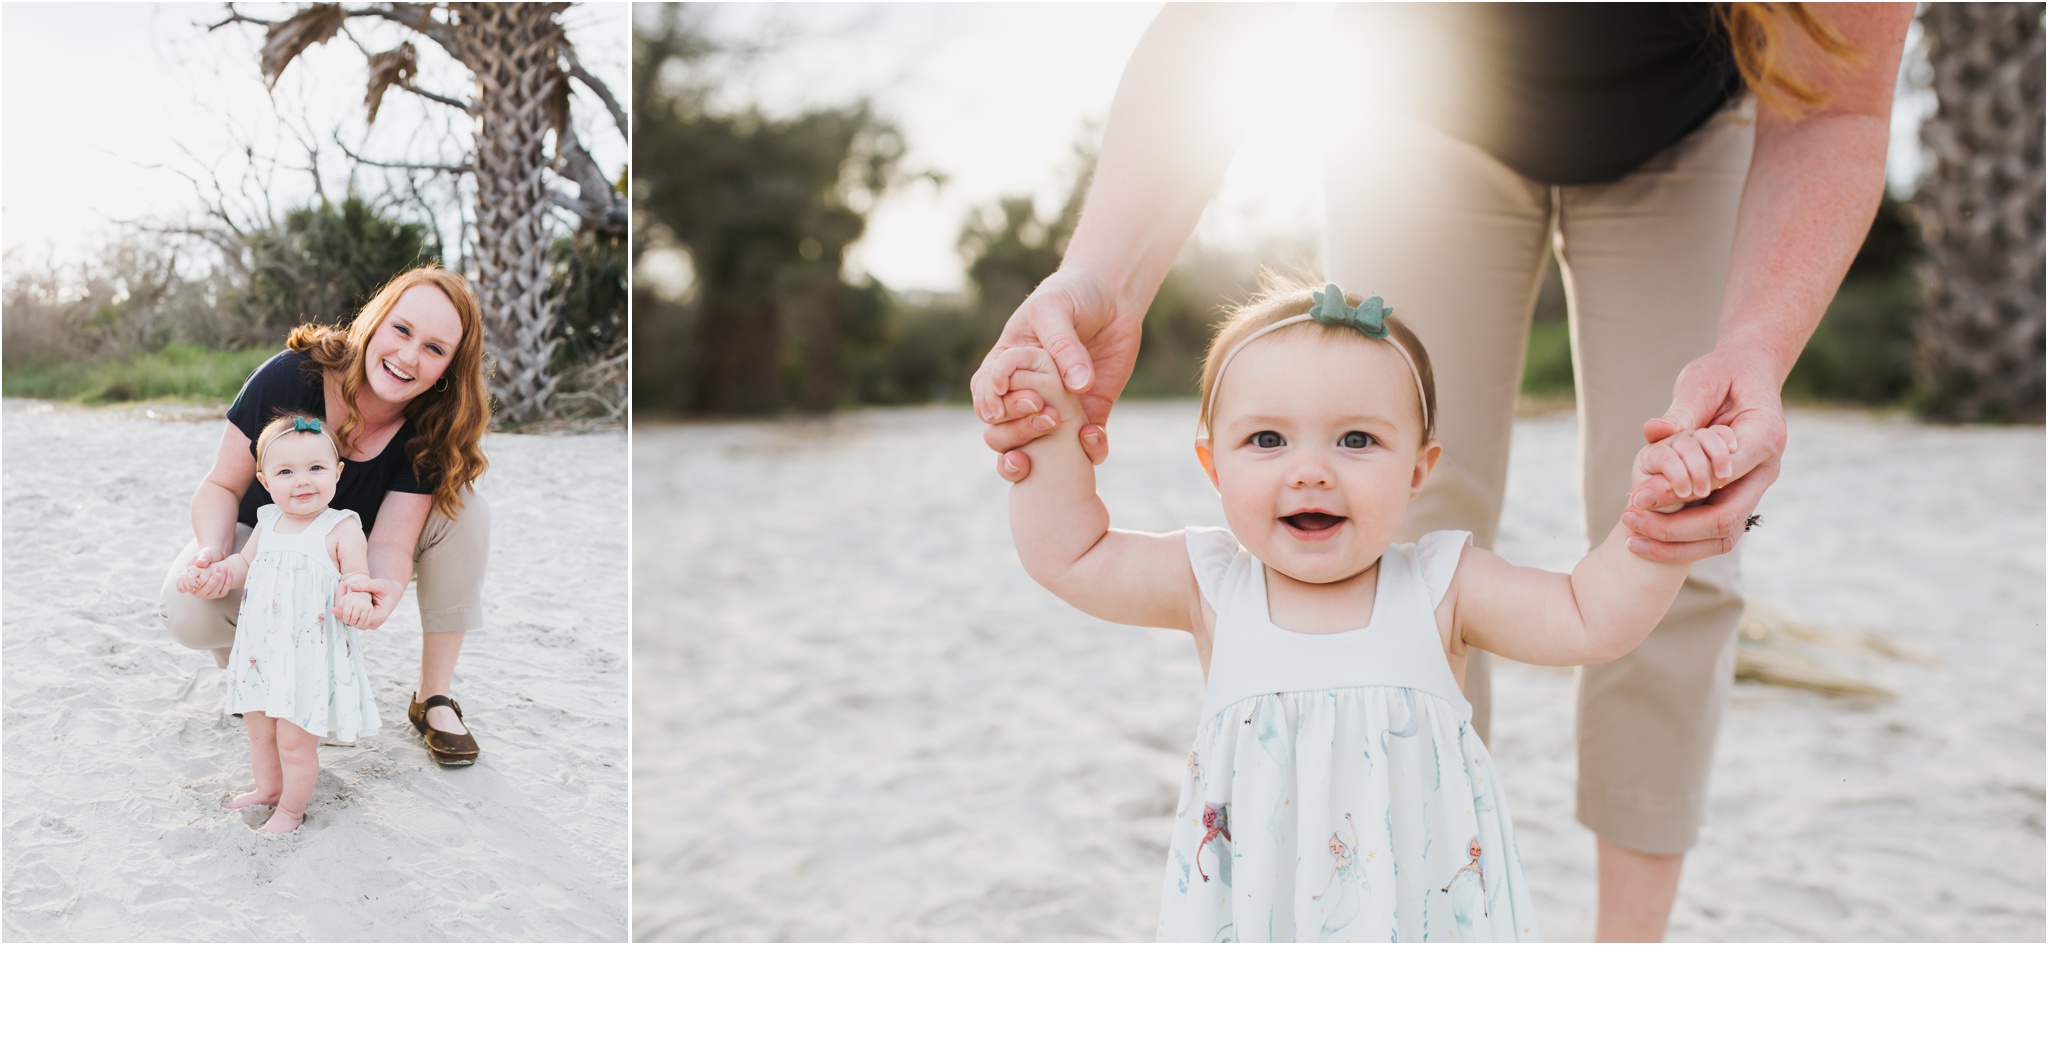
[1734,600,1941,700]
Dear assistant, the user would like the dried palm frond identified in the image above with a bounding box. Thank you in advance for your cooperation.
[364,42,419,125]
[1734,601,1941,699]
[259,4,347,86]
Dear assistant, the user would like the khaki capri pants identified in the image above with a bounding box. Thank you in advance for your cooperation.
[158,489,490,664]
[1326,101,1756,855]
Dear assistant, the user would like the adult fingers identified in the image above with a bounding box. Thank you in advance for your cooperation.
[1027,297,1094,392]
[1624,529,1738,564]
[1646,364,1730,444]
[1722,410,1786,485]
[1621,463,1774,546]
[1078,424,1108,467]
[984,415,1053,455]
[192,546,221,569]
[996,449,1032,484]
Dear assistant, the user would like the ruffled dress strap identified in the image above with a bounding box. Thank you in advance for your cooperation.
[1413,529,1472,609]
[298,507,358,540]
[1183,526,1241,611]
[254,503,282,533]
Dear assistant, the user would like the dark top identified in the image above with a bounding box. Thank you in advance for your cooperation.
[225,350,430,535]
[1357,3,1744,186]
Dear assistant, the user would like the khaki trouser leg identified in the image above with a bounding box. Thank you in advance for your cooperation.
[1329,103,1756,855]
[1559,102,1755,855]
[416,489,489,634]
[1327,116,1555,744]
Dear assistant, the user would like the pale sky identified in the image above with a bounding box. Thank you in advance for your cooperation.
[2,1,629,272]
[636,2,1345,298]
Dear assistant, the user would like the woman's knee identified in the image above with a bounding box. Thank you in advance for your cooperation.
[159,590,237,651]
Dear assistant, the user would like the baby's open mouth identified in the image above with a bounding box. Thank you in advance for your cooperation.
[1282,511,1346,533]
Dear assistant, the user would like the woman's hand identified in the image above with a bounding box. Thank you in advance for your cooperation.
[1624,350,1789,562]
[333,580,376,629]
[971,269,1145,482]
[337,573,404,630]
[180,547,236,599]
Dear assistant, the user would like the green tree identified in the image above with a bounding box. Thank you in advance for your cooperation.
[241,196,440,336]
[634,7,907,414]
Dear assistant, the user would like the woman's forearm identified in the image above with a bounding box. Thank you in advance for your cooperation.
[366,541,413,589]
[190,480,243,554]
[1060,4,1281,310]
[1713,4,1912,380]
[1715,110,1894,381]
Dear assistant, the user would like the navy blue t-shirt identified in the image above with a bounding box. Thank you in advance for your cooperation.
[1354,3,1745,186]
[225,350,431,535]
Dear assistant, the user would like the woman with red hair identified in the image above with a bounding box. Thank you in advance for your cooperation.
[160,266,494,767]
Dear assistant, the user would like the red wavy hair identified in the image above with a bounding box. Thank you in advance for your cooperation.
[285,266,491,520]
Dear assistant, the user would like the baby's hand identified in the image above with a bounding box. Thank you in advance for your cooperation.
[1631,424,1738,513]
[334,588,373,629]
[180,561,235,599]
[991,347,1084,438]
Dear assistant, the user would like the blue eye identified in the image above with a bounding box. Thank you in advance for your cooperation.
[1251,431,1284,449]
[1340,432,1374,449]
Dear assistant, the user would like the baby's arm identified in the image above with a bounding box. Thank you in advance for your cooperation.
[1445,426,1738,665]
[328,517,375,628]
[1004,349,1201,632]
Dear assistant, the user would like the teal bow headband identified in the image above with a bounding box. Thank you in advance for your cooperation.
[1201,282,1429,436]
[292,417,324,434]
[1308,284,1394,339]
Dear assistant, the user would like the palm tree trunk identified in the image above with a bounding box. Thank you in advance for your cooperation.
[459,2,570,424]
[1913,4,2046,422]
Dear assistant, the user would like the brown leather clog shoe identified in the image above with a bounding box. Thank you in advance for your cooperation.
[408,692,480,767]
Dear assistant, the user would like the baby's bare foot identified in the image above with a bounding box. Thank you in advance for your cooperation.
[258,808,305,835]
[224,790,279,810]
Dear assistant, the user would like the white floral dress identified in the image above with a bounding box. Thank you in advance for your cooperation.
[1157,528,1539,942]
[223,506,380,742]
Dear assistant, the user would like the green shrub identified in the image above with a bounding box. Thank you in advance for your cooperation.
[1522,321,1575,399]
[2,343,283,405]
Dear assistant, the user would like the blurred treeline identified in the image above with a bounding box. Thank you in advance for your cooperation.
[2,195,624,411]
[632,7,1315,418]
[634,8,2038,422]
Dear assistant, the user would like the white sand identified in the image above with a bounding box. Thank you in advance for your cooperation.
[2,399,628,942]
[632,400,2044,942]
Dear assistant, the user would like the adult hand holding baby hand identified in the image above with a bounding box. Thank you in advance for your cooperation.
[1624,349,1789,562]
[180,548,234,599]
[971,268,1145,482]
[333,585,375,629]
[336,573,402,631]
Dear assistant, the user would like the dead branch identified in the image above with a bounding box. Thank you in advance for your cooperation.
[336,138,470,174]
[560,38,628,141]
